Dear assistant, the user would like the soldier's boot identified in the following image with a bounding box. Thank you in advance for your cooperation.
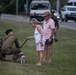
[12,53,19,63]
[2,54,6,59]
[0,49,4,60]
[0,53,5,61]
[12,52,25,63]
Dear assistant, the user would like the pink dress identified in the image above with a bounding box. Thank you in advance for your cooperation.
[34,25,45,51]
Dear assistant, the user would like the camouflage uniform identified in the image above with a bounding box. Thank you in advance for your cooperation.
[0,6,2,17]
[51,13,59,42]
[0,35,22,61]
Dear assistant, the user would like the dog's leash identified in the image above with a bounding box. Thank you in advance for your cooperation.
[20,38,30,48]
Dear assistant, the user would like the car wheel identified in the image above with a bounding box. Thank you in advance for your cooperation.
[65,16,68,22]
[65,19,68,22]
[75,20,76,23]
[61,19,64,22]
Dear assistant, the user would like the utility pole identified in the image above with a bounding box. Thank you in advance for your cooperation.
[26,0,28,15]
[16,0,18,15]
[56,0,60,12]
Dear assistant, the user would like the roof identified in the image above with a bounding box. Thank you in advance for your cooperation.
[31,0,50,4]
[68,0,76,3]
[64,5,76,8]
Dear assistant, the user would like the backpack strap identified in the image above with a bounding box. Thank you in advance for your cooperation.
[0,38,3,48]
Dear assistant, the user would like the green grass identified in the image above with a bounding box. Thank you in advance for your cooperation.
[0,19,76,75]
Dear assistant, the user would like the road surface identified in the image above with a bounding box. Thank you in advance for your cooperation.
[1,14,76,30]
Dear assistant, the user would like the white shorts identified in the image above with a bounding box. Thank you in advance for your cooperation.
[36,43,44,51]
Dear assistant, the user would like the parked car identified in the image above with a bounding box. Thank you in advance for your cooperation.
[68,0,76,6]
[29,0,51,23]
[61,5,76,22]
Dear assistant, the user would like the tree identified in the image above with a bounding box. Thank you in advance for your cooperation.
[0,0,68,14]
[0,0,25,14]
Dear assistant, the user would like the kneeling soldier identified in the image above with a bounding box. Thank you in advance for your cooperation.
[0,29,25,63]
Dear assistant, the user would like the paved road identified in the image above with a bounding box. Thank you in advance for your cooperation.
[59,21,76,30]
[1,14,30,23]
[1,14,76,30]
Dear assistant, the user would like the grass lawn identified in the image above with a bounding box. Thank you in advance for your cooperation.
[0,19,76,75]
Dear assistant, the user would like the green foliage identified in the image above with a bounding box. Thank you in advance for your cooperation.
[49,0,68,9]
[3,0,16,14]
[0,0,25,14]
[0,0,68,14]
[0,19,76,75]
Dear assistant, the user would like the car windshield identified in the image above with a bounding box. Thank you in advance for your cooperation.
[67,7,76,11]
[31,3,50,10]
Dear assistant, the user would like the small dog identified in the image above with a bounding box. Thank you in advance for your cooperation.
[18,52,25,64]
